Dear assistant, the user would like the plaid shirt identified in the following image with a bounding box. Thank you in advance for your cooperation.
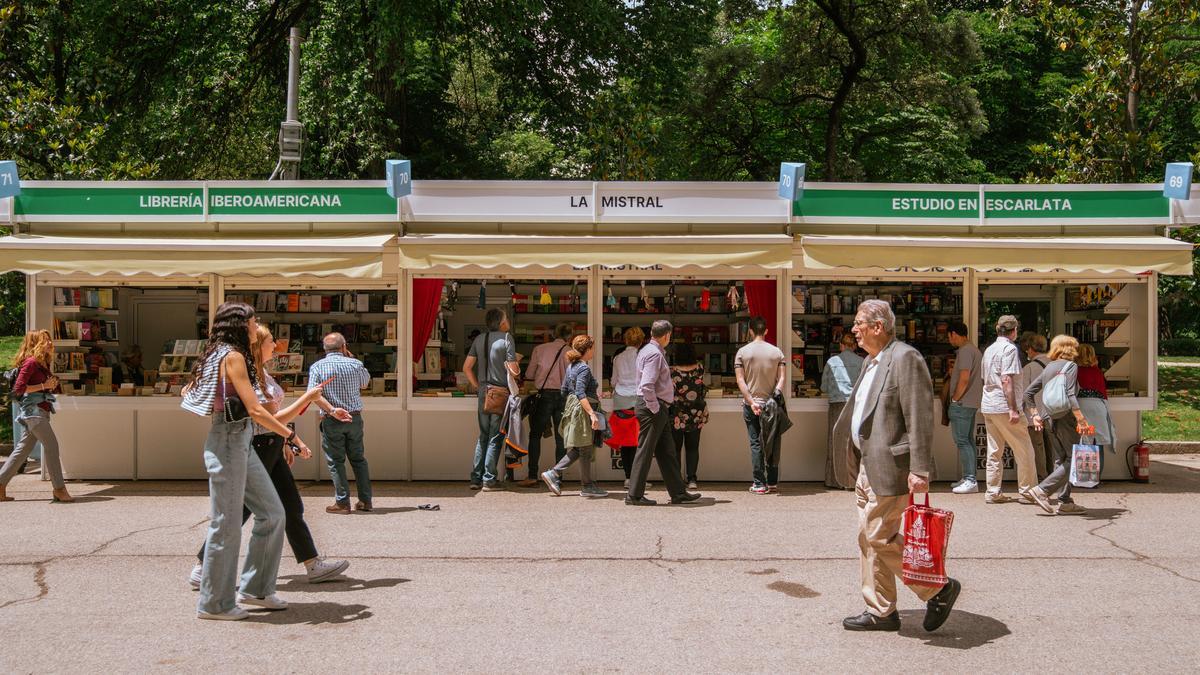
[308,352,371,415]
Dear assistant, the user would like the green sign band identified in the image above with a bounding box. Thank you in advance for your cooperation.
[794,187,1168,220]
[206,186,395,215]
[15,186,204,216]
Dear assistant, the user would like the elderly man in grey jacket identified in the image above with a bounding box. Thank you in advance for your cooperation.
[833,299,961,633]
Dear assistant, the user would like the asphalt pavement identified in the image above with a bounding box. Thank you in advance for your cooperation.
[2,456,1198,672]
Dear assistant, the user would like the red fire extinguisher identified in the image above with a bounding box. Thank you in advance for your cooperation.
[1126,441,1150,483]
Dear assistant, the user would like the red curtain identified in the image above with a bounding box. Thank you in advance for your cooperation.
[411,278,444,363]
[743,280,778,345]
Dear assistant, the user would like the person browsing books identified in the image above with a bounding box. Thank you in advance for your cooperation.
[307,332,373,514]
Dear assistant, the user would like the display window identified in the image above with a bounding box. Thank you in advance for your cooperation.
[222,288,399,395]
[48,283,209,396]
[979,279,1148,398]
[599,275,775,400]
[790,278,964,397]
[410,276,589,396]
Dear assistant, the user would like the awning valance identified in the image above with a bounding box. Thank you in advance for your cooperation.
[0,233,395,278]
[396,235,794,270]
[800,235,1193,276]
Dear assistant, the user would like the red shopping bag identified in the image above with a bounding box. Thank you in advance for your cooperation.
[902,493,955,588]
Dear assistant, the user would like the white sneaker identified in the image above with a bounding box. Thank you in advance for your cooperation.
[197,607,249,621]
[1027,486,1055,514]
[238,593,288,610]
[951,480,979,494]
[307,558,350,583]
[188,564,203,590]
[687,481,698,490]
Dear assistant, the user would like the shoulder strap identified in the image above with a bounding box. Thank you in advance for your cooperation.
[540,343,568,390]
[481,331,491,385]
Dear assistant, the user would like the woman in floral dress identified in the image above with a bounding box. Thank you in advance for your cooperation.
[670,342,709,490]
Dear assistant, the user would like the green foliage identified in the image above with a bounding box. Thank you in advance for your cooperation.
[1142,366,1200,442]
[1160,339,1200,357]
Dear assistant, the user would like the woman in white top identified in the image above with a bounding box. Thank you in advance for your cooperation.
[190,323,353,592]
[609,326,649,489]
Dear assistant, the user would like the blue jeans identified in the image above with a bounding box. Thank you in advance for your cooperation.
[948,403,978,482]
[321,414,371,504]
[471,397,503,483]
[527,390,566,478]
[743,404,779,486]
[198,417,284,615]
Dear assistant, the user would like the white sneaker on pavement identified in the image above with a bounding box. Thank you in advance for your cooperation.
[306,558,350,583]
[238,593,288,610]
[189,564,203,590]
[1027,485,1055,514]
[985,492,1012,504]
[197,607,249,621]
[951,480,978,494]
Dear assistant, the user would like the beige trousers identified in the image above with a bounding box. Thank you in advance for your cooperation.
[855,467,939,617]
[982,413,1038,495]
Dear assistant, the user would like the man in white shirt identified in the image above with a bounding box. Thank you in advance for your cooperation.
[979,315,1038,504]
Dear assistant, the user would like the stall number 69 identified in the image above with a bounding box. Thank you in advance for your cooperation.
[1168,175,1184,188]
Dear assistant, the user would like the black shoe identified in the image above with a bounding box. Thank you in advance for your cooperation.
[842,610,900,632]
[923,577,961,632]
[670,492,701,504]
[624,496,657,506]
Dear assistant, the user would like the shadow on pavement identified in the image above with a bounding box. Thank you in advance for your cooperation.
[248,601,373,625]
[356,506,418,515]
[898,609,1011,649]
[275,576,411,593]
[1070,507,1127,521]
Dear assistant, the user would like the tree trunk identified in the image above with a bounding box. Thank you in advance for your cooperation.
[815,0,867,181]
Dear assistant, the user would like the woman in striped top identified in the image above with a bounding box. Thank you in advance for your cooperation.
[181,301,315,621]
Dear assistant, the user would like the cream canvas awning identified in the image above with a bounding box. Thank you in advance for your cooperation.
[800,235,1193,275]
[0,233,395,278]
[396,235,794,269]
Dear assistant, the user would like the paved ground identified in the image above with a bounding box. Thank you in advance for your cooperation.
[2,457,1199,673]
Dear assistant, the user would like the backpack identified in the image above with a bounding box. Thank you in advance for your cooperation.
[0,367,19,407]
[1042,362,1075,418]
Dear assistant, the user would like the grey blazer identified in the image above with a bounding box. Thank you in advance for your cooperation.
[832,339,934,497]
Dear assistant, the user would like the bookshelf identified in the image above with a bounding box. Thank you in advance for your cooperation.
[225,290,398,394]
[1063,283,1131,387]
[791,281,963,398]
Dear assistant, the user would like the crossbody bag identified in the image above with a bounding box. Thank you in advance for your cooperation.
[481,331,510,415]
[521,343,567,419]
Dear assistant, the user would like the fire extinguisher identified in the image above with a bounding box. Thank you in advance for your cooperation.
[1126,441,1150,483]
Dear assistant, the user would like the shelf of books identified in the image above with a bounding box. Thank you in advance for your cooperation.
[601,280,750,399]
[790,281,963,398]
[1063,282,1135,391]
[52,285,210,396]
[226,290,399,395]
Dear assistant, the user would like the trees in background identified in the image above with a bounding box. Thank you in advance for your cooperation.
[0,0,1197,332]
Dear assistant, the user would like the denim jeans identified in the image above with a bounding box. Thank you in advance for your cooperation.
[471,396,503,483]
[743,404,779,486]
[321,414,371,505]
[948,403,978,482]
[198,417,285,615]
[0,413,63,489]
[527,390,566,478]
[10,402,41,462]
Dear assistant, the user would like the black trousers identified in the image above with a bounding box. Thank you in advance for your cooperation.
[620,446,637,478]
[198,433,319,564]
[628,401,687,501]
[672,428,701,482]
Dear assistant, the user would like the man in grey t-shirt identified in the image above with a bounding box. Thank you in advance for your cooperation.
[734,316,788,493]
[947,322,984,493]
[463,308,519,490]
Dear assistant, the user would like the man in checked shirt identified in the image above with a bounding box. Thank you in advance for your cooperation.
[308,333,373,514]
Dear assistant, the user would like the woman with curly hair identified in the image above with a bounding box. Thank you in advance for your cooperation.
[0,330,71,503]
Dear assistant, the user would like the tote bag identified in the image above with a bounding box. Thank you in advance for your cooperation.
[1070,428,1101,488]
[902,493,955,588]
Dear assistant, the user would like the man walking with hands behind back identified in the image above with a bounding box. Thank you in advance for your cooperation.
[834,300,960,632]
[309,332,373,514]
[980,315,1039,504]
[625,320,700,506]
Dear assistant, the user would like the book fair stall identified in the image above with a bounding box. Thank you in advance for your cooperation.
[0,178,1190,482]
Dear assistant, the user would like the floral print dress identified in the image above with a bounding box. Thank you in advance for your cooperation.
[670,365,709,431]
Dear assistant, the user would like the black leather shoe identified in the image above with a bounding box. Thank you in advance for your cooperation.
[624,496,657,506]
[923,578,960,632]
[842,610,901,632]
[670,492,701,504]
